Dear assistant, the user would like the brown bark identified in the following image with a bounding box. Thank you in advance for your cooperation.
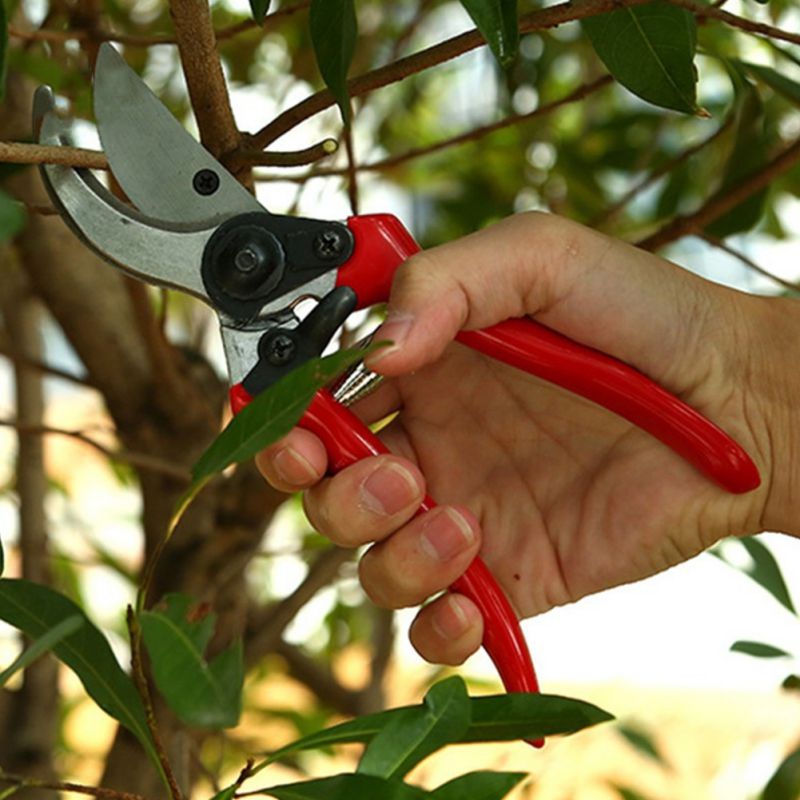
[0,260,58,800]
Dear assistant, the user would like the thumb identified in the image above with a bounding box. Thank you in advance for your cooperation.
[364,212,729,398]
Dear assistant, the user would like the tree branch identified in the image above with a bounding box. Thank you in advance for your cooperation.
[169,0,240,161]
[0,141,107,169]
[0,262,59,795]
[245,0,653,151]
[667,0,800,46]
[0,771,152,800]
[0,420,192,482]
[699,232,800,293]
[592,114,734,229]
[273,640,366,718]
[244,547,353,666]
[0,343,97,388]
[637,136,800,251]
[126,609,183,800]
[8,1,310,47]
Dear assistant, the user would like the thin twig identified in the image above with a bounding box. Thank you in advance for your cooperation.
[238,138,338,167]
[253,76,611,183]
[255,0,748,151]
[244,547,353,666]
[591,114,734,228]
[0,345,97,388]
[638,137,800,250]
[126,609,184,800]
[0,420,191,482]
[0,772,151,800]
[699,232,800,293]
[8,1,310,46]
[667,0,800,46]
[0,142,107,170]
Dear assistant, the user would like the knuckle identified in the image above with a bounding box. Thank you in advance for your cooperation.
[358,548,427,609]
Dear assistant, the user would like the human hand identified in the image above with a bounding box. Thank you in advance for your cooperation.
[257,212,797,667]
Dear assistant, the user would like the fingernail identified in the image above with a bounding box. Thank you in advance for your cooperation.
[366,311,414,365]
[274,447,318,485]
[360,462,421,516]
[419,508,476,562]
[432,595,472,640]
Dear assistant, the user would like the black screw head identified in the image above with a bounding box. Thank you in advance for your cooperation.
[264,332,297,366]
[193,169,220,196]
[313,229,346,260]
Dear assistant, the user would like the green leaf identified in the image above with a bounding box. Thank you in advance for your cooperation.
[310,0,357,123]
[0,190,25,241]
[358,676,470,779]
[617,724,666,765]
[713,537,796,615]
[460,0,519,68]
[429,771,526,800]
[262,774,428,800]
[208,787,236,800]
[0,615,83,686]
[706,65,767,237]
[0,579,161,772]
[582,2,698,114]
[140,594,243,729]
[730,640,792,659]
[782,675,800,692]
[253,689,613,775]
[739,61,800,106]
[186,345,383,505]
[249,0,270,25]
[610,787,650,800]
[761,744,800,800]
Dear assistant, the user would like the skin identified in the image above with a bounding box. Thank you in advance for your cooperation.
[256,212,800,667]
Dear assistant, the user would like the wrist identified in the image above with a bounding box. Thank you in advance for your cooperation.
[747,294,800,536]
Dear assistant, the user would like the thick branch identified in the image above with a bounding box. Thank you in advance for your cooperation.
[638,137,800,251]
[0,263,58,796]
[169,0,240,159]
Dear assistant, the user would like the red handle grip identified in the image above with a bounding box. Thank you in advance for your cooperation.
[339,214,759,494]
[230,383,541,701]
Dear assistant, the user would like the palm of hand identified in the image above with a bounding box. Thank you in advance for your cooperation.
[379,344,753,618]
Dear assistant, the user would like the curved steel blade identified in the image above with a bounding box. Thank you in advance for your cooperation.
[35,85,214,302]
[94,43,263,224]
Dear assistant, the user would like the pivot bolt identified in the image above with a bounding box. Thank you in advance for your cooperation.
[234,247,260,273]
[313,229,346,260]
[193,169,220,196]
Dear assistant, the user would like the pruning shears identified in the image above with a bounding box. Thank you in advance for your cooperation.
[34,44,761,716]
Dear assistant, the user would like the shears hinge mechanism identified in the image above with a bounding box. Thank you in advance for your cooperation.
[241,287,357,397]
[202,212,355,323]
